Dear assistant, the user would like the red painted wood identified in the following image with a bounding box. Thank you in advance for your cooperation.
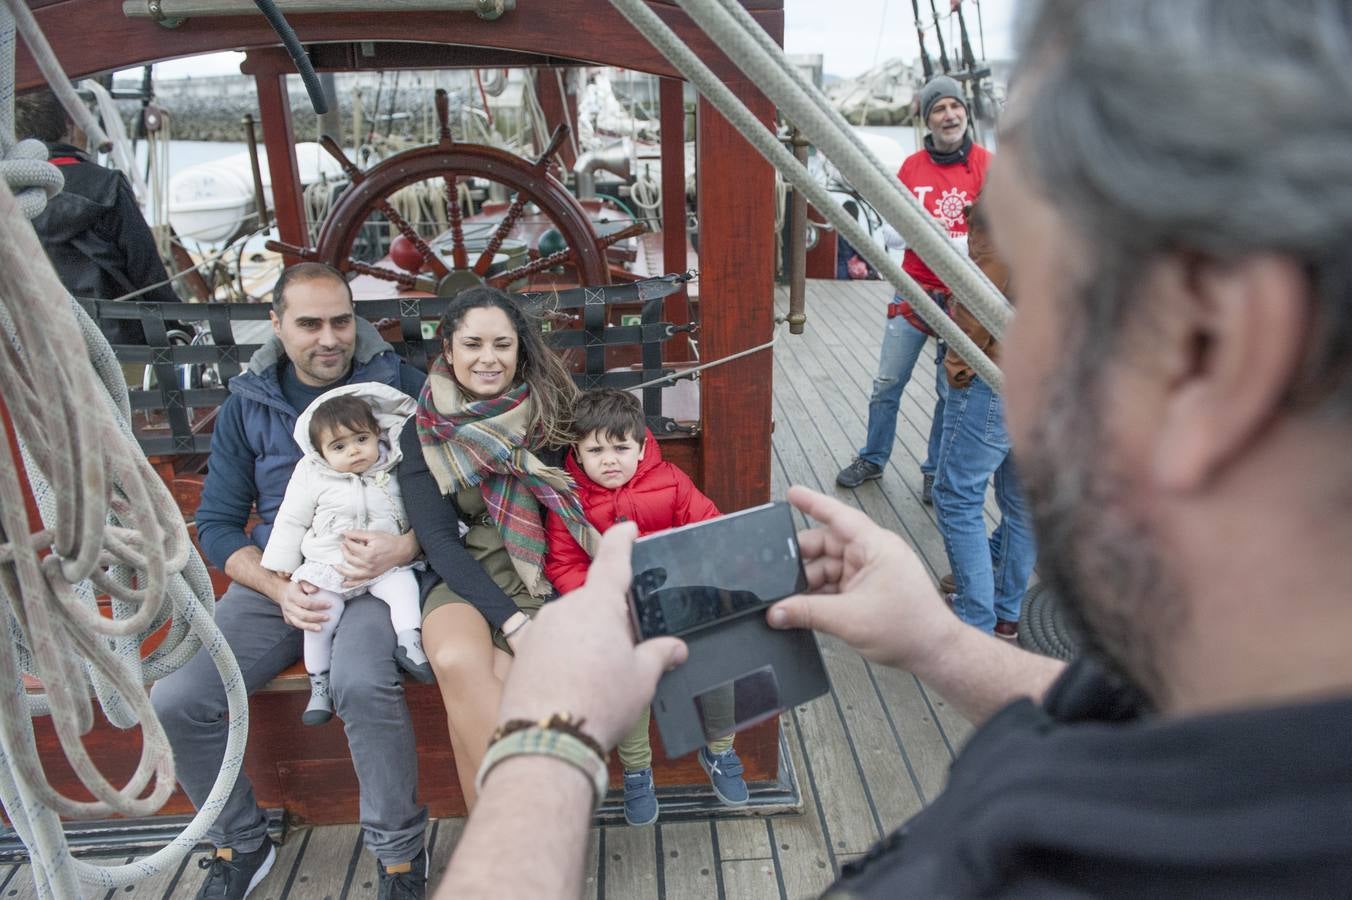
[533,68,579,172]
[15,1,783,91]
[805,203,838,279]
[253,72,308,257]
[659,77,694,361]
[694,88,777,512]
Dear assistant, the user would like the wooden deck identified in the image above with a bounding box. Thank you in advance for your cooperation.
[2,279,985,900]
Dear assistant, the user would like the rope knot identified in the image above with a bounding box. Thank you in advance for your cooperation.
[0,139,64,220]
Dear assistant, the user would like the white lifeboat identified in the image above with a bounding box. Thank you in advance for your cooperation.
[167,141,345,245]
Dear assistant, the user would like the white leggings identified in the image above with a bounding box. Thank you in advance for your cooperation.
[303,568,421,675]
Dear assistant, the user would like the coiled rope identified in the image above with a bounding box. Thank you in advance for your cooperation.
[0,6,250,897]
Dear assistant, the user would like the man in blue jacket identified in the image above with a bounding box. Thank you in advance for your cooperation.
[152,263,429,900]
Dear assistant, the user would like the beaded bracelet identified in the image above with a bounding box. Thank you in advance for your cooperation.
[475,726,609,807]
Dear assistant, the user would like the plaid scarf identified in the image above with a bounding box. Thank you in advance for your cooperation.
[416,356,599,597]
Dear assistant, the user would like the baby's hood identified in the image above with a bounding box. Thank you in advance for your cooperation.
[292,381,417,469]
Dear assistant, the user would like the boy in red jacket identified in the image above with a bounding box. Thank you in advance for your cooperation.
[545,388,748,826]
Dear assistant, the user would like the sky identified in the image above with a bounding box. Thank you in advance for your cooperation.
[145,0,1020,82]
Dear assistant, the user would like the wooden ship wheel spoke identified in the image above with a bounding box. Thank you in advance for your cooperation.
[268,88,643,296]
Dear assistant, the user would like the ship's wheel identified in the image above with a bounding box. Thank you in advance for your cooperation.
[268,88,644,296]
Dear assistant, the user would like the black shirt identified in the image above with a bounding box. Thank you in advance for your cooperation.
[826,657,1352,898]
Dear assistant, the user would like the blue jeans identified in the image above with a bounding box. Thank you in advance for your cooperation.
[933,377,1037,632]
[859,311,947,471]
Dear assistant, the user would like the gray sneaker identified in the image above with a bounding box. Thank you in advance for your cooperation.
[303,671,333,726]
[836,457,883,488]
[395,629,435,683]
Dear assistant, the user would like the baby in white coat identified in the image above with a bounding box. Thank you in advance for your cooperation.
[262,382,432,726]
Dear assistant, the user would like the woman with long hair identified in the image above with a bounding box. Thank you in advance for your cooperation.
[397,286,598,808]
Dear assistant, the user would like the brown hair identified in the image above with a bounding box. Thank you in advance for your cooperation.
[14,89,70,143]
[570,388,645,444]
[308,394,380,455]
[438,286,579,447]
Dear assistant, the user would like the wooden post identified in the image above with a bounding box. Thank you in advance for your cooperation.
[695,88,776,511]
[660,77,692,360]
[534,68,579,171]
[254,73,308,262]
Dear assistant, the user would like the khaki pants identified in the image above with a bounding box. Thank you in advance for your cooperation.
[616,707,735,771]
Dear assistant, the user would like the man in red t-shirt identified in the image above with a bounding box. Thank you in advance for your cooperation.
[836,75,992,499]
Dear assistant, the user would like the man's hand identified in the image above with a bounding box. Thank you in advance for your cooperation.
[768,485,962,672]
[337,529,420,585]
[277,579,332,632]
[498,522,687,751]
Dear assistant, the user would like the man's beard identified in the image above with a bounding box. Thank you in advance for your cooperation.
[1014,316,1184,707]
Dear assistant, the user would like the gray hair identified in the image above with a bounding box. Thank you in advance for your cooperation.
[1009,0,1352,414]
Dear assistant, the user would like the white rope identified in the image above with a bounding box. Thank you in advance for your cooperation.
[630,169,662,215]
[607,0,1004,389]
[0,11,249,896]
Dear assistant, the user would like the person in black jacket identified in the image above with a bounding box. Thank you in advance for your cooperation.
[14,88,178,344]
[429,1,1352,898]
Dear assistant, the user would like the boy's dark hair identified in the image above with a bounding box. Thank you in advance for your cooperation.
[570,388,645,444]
[308,394,380,453]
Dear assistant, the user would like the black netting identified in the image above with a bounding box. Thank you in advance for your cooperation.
[80,273,696,456]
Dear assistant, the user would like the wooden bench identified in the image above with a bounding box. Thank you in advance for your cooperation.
[15,441,789,833]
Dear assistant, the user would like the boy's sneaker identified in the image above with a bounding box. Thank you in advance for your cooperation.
[994,620,1019,641]
[195,841,276,899]
[922,472,935,505]
[394,629,435,683]
[377,847,428,899]
[622,767,659,826]
[302,671,333,726]
[699,746,750,807]
[836,457,883,488]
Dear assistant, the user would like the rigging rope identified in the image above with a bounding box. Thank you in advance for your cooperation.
[608,0,1007,389]
[0,7,250,896]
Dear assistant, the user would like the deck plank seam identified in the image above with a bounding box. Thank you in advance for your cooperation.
[706,820,727,900]
[594,826,606,900]
[787,708,841,877]
[0,866,17,895]
[771,353,941,580]
[156,846,195,900]
[912,673,959,758]
[863,660,933,805]
[764,818,790,900]
[276,826,314,899]
[652,824,667,899]
[821,677,886,841]
[338,825,365,898]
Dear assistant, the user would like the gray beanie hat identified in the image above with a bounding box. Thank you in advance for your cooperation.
[919,75,966,123]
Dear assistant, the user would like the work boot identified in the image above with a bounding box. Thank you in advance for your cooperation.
[395,629,434,683]
[836,457,883,488]
[302,671,333,726]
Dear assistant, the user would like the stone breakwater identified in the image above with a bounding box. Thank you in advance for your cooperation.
[119,71,514,143]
